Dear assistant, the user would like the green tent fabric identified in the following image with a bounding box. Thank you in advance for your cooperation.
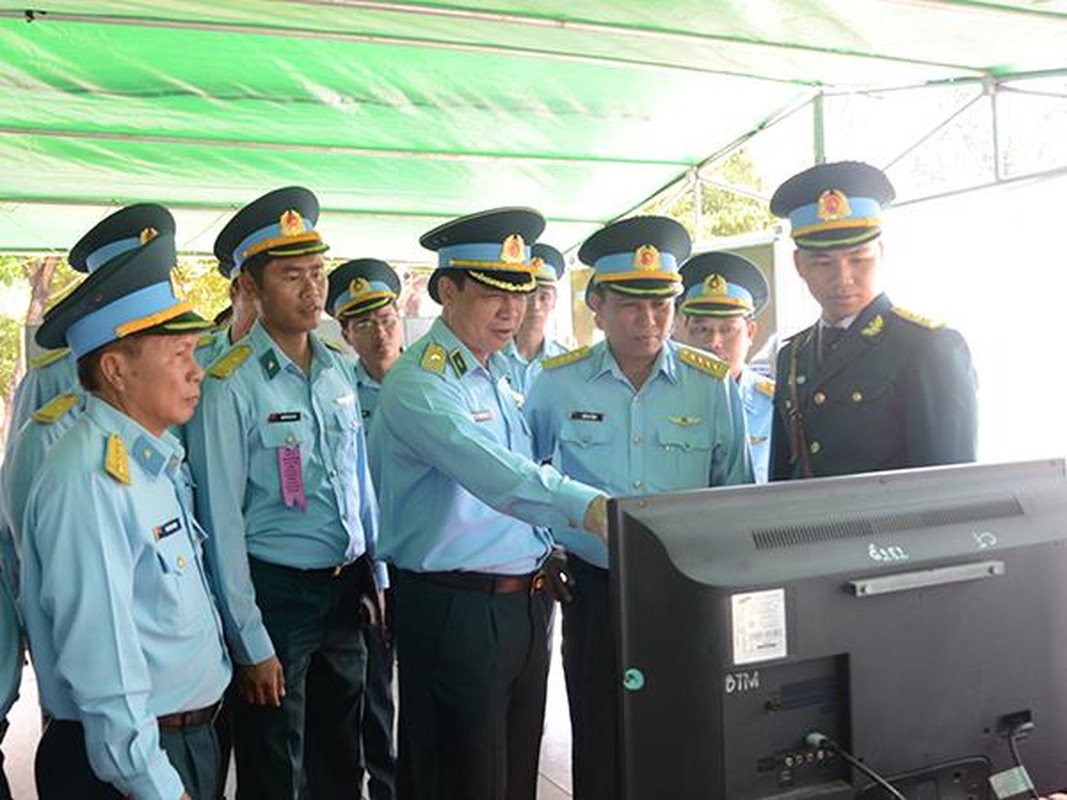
[1,1,1066,260]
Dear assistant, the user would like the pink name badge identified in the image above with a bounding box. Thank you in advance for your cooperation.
[278,445,307,511]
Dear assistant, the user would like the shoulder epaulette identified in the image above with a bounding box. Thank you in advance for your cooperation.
[420,342,447,374]
[29,347,70,370]
[542,346,592,371]
[676,346,729,380]
[31,391,79,425]
[207,343,253,379]
[196,333,216,349]
[755,378,776,398]
[104,432,131,485]
[891,306,945,330]
[322,338,345,353]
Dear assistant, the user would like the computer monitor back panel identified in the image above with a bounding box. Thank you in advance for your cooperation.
[611,460,1067,800]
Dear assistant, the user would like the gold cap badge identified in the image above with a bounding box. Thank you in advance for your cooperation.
[817,189,852,221]
[500,234,526,264]
[349,277,371,299]
[140,226,159,245]
[704,273,728,296]
[633,244,661,272]
[279,209,304,238]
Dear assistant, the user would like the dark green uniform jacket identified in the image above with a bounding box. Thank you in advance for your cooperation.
[771,293,977,480]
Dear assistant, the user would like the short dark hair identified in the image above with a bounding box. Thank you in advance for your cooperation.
[241,252,271,288]
[439,270,468,292]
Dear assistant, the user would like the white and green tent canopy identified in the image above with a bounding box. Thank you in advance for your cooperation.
[1,1,1066,261]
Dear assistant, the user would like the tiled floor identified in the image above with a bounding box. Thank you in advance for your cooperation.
[3,628,576,799]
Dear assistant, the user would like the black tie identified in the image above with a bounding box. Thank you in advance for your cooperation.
[822,326,845,350]
[820,326,845,363]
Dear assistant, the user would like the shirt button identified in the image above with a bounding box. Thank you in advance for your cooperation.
[796,375,807,385]
[810,441,822,455]
[632,435,643,445]
[633,480,644,490]
[852,390,864,403]
[176,555,187,570]
[813,391,826,405]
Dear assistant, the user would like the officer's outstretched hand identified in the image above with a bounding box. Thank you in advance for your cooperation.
[582,495,609,541]
[238,655,286,707]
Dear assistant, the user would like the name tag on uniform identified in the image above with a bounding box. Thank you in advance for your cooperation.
[570,411,604,422]
[153,517,182,541]
[268,411,302,423]
[278,446,308,512]
[472,410,494,423]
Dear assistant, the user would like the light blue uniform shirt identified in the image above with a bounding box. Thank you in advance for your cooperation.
[368,317,600,575]
[0,541,18,721]
[501,337,569,399]
[1,391,86,556]
[6,350,78,448]
[0,494,20,724]
[186,321,381,665]
[737,367,775,484]
[353,360,383,422]
[525,340,753,568]
[21,396,231,800]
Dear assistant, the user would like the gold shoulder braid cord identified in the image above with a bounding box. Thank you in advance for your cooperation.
[787,340,814,478]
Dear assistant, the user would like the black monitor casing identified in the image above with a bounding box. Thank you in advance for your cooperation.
[610,459,1067,800]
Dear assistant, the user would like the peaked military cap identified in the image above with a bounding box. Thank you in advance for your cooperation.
[214,186,329,279]
[770,161,896,250]
[530,243,565,285]
[422,207,544,303]
[679,251,769,318]
[68,203,176,274]
[579,215,690,307]
[327,258,401,319]
[37,232,211,358]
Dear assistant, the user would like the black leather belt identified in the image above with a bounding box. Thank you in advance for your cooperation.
[407,569,546,595]
[157,700,222,730]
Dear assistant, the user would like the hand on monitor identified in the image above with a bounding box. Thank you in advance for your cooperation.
[583,495,608,541]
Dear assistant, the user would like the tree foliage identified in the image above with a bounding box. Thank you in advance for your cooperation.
[642,149,775,243]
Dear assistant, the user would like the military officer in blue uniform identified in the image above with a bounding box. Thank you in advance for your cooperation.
[185,187,382,800]
[524,216,751,800]
[367,207,606,800]
[196,252,259,369]
[21,228,231,800]
[3,204,177,549]
[768,161,978,479]
[501,242,569,399]
[326,258,402,800]
[5,202,176,442]
[675,251,776,482]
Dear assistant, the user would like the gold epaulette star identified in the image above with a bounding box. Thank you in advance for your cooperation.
[676,346,729,380]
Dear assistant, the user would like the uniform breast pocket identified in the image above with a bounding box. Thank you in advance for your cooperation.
[327,406,363,471]
[152,529,199,632]
[558,418,613,481]
[654,420,714,489]
[253,421,310,490]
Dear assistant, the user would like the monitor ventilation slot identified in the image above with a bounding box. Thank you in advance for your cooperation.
[751,497,1024,550]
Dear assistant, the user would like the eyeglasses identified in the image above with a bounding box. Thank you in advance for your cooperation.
[350,314,400,334]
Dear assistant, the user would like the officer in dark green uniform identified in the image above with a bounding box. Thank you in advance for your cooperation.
[768,161,978,480]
